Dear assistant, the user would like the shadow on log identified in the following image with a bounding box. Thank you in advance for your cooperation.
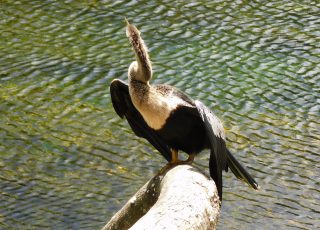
[102,164,220,230]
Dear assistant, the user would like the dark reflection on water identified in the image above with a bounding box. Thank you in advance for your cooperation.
[0,0,319,229]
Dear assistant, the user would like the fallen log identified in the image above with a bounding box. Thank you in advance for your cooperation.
[102,164,220,230]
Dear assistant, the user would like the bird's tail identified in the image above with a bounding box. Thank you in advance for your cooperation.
[226,149,258,189]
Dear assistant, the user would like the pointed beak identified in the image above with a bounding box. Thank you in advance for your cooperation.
[124,17,130,26]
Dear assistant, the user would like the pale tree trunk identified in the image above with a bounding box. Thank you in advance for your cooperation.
[102,164,220,230]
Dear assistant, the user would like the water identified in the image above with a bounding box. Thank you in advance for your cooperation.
[0,0,319,229]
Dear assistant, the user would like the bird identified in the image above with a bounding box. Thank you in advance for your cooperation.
[110,19,258,201]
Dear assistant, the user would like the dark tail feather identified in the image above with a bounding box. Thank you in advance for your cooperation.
[209,147,223,201]
[226,149,258,189]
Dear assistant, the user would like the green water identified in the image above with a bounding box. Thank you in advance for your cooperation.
[0,0,319,229]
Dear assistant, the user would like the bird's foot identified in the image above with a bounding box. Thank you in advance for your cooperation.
[159,153,195,175]
[168,151,195,165]
[168,159,186,165]
[184,153,195,164]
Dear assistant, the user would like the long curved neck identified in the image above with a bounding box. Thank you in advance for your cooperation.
[126,21,152,83]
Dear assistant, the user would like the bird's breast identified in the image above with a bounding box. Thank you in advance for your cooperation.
[130,88,187,130]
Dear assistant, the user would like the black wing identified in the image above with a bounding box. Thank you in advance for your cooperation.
[195,100,259,201]
[110,79,172,162]
[195,100,227,201]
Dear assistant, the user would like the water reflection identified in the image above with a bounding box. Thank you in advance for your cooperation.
[0,0,319,229]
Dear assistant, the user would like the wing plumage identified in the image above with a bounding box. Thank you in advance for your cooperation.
[195,100,258,200]
[195,100,227,200]
[110,79,172,162]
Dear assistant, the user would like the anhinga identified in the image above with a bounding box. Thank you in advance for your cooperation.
[110,20,258,201]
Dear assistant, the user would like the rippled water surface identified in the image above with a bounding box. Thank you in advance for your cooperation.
[1,0,319,229]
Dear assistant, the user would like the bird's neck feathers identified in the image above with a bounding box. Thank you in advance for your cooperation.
[128,61,151,84]
[126,21,152,83]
